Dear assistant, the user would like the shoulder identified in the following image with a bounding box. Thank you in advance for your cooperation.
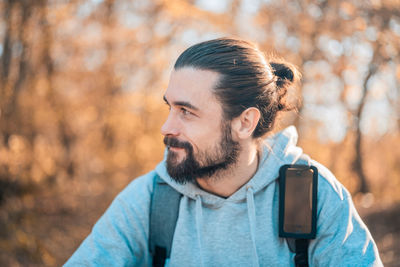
[312,160,350,206]
[64,170,159,266]
[311,159,355,227]
[313,160,349,201]
[308,161,382,265]
[117,170,157,202]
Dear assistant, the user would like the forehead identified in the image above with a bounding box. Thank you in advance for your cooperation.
[165,67,222,113]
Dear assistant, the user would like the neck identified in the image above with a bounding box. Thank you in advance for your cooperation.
[196,141,260,198]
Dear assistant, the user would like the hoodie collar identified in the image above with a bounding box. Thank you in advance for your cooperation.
[155,126,303,206]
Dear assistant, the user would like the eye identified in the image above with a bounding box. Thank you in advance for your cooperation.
[180,108,192,116]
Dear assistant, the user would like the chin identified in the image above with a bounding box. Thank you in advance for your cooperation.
[168,150,186,164]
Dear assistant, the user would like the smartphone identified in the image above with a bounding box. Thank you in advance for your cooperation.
[278,164,318,239]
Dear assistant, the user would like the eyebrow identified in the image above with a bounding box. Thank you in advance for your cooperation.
[163,95,199,111]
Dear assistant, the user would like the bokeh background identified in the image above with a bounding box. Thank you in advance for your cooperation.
[0,0,399,266]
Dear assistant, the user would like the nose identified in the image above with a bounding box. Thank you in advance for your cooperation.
[161,112,180,136]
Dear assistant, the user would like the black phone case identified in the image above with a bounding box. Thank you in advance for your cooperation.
[278,164,318,239]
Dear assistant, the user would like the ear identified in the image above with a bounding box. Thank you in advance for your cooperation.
[231,107,261,140]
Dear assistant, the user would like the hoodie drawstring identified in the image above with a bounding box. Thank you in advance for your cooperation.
[195,195,205,267]
[246,186,260,267]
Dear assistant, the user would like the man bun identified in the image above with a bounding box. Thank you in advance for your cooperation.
[269,61,300,111]
[270,61,298,87]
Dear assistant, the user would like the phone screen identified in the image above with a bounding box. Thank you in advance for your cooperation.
[283,167,314,234]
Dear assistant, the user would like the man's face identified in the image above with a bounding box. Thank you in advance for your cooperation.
[161,67,240,183]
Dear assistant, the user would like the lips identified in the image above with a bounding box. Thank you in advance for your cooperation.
[169,146,184,151]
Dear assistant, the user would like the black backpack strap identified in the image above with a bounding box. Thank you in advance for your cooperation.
[294,239,310,267]
[149,175,182,267]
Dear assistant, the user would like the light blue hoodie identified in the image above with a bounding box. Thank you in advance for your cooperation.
[64,126,382,266]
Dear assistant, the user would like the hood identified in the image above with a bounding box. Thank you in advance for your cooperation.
[155,126,304,207]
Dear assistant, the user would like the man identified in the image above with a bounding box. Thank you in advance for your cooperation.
[65,38,382,266]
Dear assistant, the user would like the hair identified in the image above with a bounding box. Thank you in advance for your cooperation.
[174,37,301,138]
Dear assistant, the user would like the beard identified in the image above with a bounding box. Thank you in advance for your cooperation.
[163,122,240,184]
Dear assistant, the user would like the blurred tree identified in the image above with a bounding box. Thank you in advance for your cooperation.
[0,0,399,266]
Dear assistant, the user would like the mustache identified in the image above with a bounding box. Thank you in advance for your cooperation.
[163,136,192,150]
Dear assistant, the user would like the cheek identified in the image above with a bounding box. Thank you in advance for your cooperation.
[188,126,223,153]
